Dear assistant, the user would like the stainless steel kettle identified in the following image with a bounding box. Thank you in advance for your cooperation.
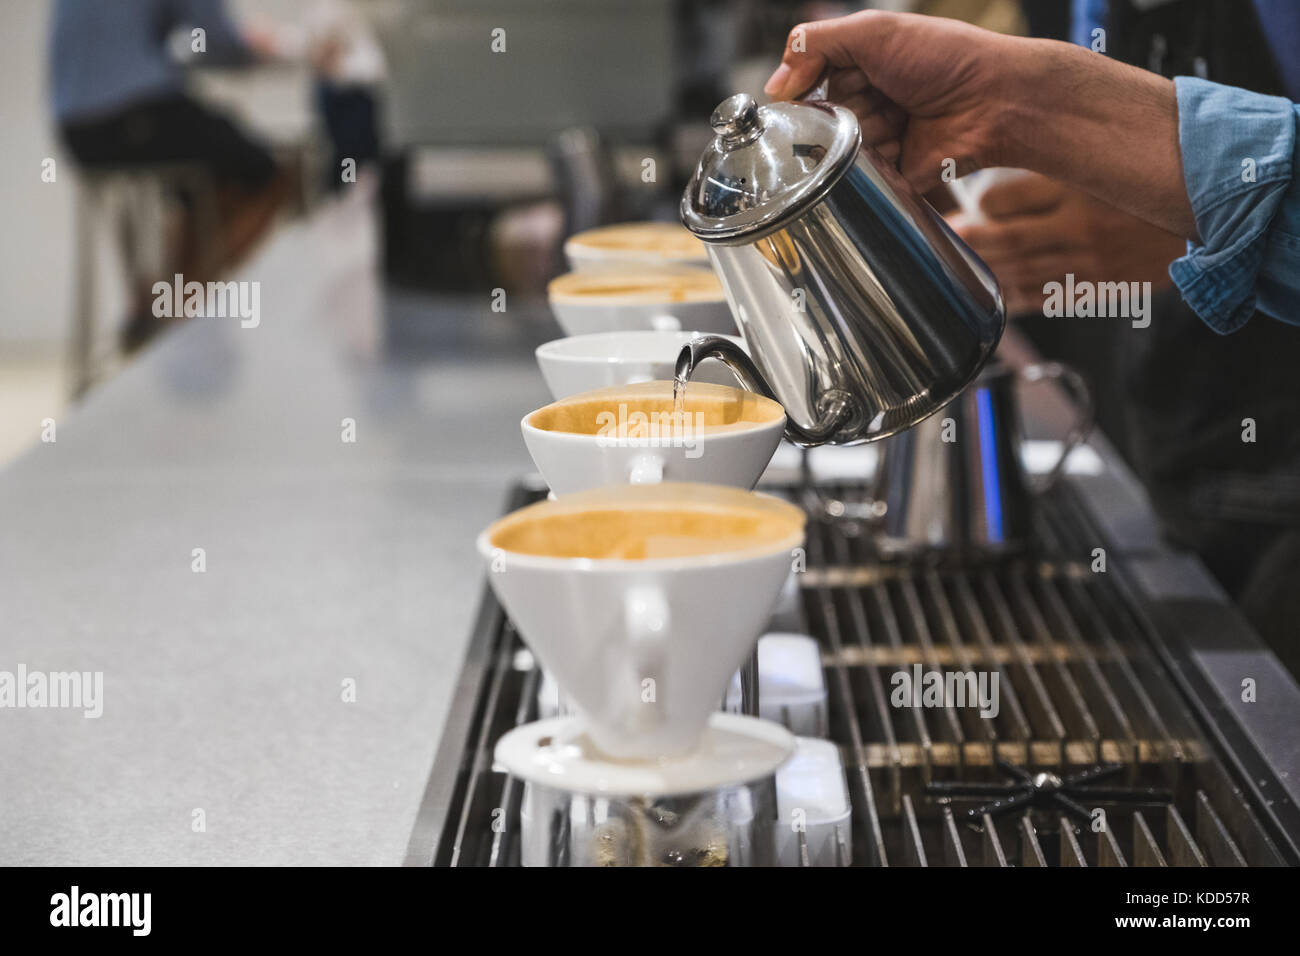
[678,88,1005,445]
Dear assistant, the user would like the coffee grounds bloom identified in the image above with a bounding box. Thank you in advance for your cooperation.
[594,404,706,457]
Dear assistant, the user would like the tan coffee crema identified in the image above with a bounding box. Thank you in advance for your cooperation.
[527,381,783,437]
[567,222,708,260]
[547,269,723,305]
[488,485,805,560]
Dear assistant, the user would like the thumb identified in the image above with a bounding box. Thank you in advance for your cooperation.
[764,14,883,99]
[763,25,827,99]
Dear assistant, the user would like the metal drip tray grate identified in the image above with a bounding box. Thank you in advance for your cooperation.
[418,480,1298,867]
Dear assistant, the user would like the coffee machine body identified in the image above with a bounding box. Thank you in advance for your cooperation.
[872,361,1094,556]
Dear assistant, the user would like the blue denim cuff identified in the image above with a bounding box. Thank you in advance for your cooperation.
[1168,77,1296,333]
[1256,227,1300,322]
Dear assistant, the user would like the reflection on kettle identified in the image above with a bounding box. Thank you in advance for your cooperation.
[871,361,1094,558]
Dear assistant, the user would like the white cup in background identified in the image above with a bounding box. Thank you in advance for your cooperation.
[564,221,711,273]
[521,381,785,495]
[547,268,736,337]
[535,330,746,401]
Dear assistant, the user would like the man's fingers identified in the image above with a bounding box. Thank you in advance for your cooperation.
[1004,284,1047,315]
[983,272,1055,315]
[995,253,1096,288]
[972,249,1103,313]
[826,67,873,100]
[843,100,903,147]
[858,109,899,147]
[956,214,1073,259]
[947,211,973,232]
[979,173,1064,220]
[868,138,902,166]
[900,148,951,198]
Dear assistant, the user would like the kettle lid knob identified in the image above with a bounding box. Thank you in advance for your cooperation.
[684,92,861,241]
[709,93,762,147]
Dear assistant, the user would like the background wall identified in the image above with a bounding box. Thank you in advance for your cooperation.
[0,0,73,352]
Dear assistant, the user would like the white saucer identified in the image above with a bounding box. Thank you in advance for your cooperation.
[494,713,795,797]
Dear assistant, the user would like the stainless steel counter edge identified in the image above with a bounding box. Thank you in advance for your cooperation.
[1068,469,1300,849]
[1026,357,1300,838]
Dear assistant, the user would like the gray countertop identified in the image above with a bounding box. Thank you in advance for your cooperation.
[0,199,554,864]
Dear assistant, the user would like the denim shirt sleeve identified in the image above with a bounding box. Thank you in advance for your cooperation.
[1169,77,1300,332]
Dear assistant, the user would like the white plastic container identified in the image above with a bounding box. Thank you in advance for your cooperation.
[757,632,828,738]
[773,737,853,867]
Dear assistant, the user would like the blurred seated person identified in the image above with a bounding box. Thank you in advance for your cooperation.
[303,0,386,194]
[50,0,294,350]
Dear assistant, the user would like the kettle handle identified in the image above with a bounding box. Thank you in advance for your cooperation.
[795,67,833,104]
[1020,362,1095,493]
[676,334,854,446]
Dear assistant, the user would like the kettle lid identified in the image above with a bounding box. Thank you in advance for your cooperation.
[680,93,862,243]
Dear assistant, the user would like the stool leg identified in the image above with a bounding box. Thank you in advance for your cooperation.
[187,171,222,276]
[69,180,97,401]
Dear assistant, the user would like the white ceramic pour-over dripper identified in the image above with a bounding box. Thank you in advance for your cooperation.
[548,294,736,337]
[477,483,805,760]
[521,381,786,495]
[535,330,746,401]
[562,221,712,274]
[547,266,734,337]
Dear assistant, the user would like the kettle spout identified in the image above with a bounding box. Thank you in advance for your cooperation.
[675,335,854,447]
[674,334,771,400]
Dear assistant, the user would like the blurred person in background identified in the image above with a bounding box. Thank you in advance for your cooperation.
[301,0,386,195]
[946,0,1300,678]
[49,0,294,351]
[765,6,1300,675]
